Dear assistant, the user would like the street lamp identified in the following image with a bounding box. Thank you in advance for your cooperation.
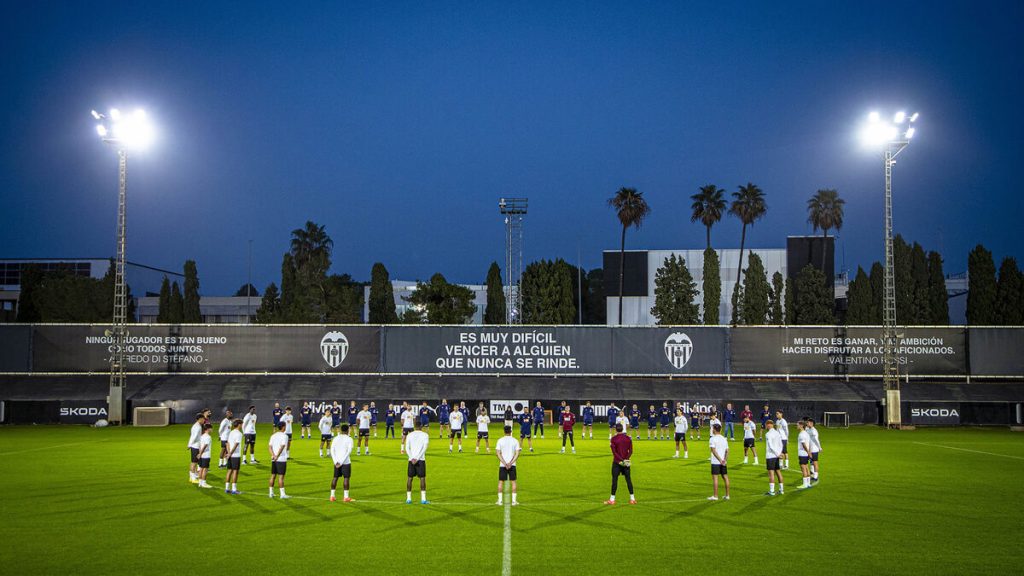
[859,110,918,429]
[92,107,155,425]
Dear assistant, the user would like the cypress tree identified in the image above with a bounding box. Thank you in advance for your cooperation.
[169,281,185,323]
[927,252,949,325]
[795,264,833,324]
[702,248,721,325]
[15,265,42,322]
[650,254,699,325]
[784,277,795,325]
[845,266,873,325]
[256,283,281,323]
[893,235,914,323]
[966,244,997,325]
[279,253,297,322]
[183,260,202,323]
[769,271,784,324]
[741,253,770,325]
[869,262,885,324]
[910,242,929,323]
[368,262,399,323]
[996,257,1023,325]
[730,282,745,325]
[157,276,171,323]
[483,262,506,324]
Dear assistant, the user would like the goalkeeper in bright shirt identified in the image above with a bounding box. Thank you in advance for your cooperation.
[329,424,355,502]
[518,411,534,452]
[532,402,546,438]
[645,404,658,440]
[437,399,451,439]
[582,401,595,439]
[559,408,576,454]
[604,424,635,505]
[449,407,465,453]
[673,408,689,459]
[475,412,492,453]
[629,404,641,439]
[658,402,672,440]
[742,415,759,465]
[607,403,620,439]
[318,411,334,458]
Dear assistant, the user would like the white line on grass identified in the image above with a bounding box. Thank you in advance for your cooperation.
[502,499,512,576]
[912,442,1024,461]
[0,439,106,457]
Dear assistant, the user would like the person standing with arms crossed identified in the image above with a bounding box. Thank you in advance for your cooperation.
[495,426,522,506]
[404,422,430,504]
[723,403,737,441]
[604,424,636,505]
[708,423,730,501]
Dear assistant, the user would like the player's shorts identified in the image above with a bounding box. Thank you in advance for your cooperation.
[334,463,352,479]
[358,429,370,437]
[499,466,518,481]
[271,461,287,475]
[190,447,200,463]
[220,440,228,449]
[451,429,462,438]
[691,419,700,428]
[440,416,450,425]
[648,420,658,428]
[583,419,594,426]
[504,419,514,428]
[301,420,311,427]
[402,427,413,436]
[332,418,341,426]
[407,460,426,478]
[799,455,810,465]
[766,457,781,471]
[562,428,574,436]
[674,432,685,442]
[711,464,728,476]
[520,431,531,439]
[760,421,769,428]
[781,439,788,454]
[630,420,640,429]
[286,433,292,439]
[660,421,671,428]
[228,457,241,470]
[810,451,819,462]
[198,457,210,469]
[321,434,333,442]
[744,438,755,448]
[609,421,617,428]
[244,433,256,445]
[477,431,489,439]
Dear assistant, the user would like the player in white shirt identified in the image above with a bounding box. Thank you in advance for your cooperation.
[475,413,491,453]
[495,426,522,506]
[400,403,417,454]
[806,417,821,483]
[241,406,259,464]
[742,415,759,465]
[280,406,294,450]
[672,408,689,459]
[330,424,355,502]
[709,413,722,437]
[404,422,430,504]
[448,408,465,453]
[764,419,785,496]
[356,404,372,455]
[707,423,730,501]
[775,411,790,470]
[196,423,214,488]
[187,412,204,484]
[615,413,630,437]
[796,420,813,489]
[217,409,234,468]
[318,411,334,457]
[267,422,291,499]
[224,419,244,494]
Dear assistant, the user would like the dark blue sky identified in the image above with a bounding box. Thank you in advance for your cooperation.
[2,2,1021,294]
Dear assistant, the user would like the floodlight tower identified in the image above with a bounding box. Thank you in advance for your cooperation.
[92,107,155,424]
[499,198,528,323]
[859,110,918,429]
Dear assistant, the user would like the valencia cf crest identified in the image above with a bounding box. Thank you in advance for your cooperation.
[320,331,349,368]
[664,332,693,369]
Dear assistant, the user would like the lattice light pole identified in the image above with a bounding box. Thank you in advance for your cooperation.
[860,110,918,429]
[499,198,528,324]
[92,108,155,425]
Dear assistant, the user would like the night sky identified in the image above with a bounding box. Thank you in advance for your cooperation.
[2,2,1022,295]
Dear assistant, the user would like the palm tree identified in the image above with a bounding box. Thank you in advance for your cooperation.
[608,187,651,325]
[290,221,333,269]
[691,184,727,249]
[728,182,767,307]
[807,188,845,276]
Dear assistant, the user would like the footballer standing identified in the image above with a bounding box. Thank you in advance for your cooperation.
[496,426,522,506]
[267,421,290,499]
[404,422,430,504]
[330,424,355,502]
[225,419,244,494]
[356,404,372,456]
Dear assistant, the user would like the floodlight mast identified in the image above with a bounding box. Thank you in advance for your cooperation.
[499,198,528,324]
[861,110,918,429]
[92,108,154,425]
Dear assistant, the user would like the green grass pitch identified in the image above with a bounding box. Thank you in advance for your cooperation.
[1,423,1022,575]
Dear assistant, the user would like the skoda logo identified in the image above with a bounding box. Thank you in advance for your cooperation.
[664,332,693,369]
[320,331,349,368]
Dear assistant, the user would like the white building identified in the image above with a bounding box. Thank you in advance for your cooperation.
[136,295,263,324]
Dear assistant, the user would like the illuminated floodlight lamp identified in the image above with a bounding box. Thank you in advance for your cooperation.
[93,107,155,150]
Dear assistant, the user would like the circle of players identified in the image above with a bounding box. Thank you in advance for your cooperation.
[186,400,823,504]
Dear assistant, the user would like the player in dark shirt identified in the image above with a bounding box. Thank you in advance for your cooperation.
[348,401,359,430]
[724,403,738,441]
[646,405,658,440]
[607,403,620,440]
[760,404,771,440]
[272,403,283,427]
[331,402,342,435]
[419,402,434,431]
[384,407,396,439]
[690,406,701,440]
[659,402,672,440]
[559,410,576,454]
[557,401,568,439]
[604,424,635,505]
[582,401,595,439]
[518,412,534,452]
[300,402,313,439]
[437,399,451,439]
[532,402,546,439]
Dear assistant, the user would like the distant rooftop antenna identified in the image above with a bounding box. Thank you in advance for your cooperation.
[499,198,528,324]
